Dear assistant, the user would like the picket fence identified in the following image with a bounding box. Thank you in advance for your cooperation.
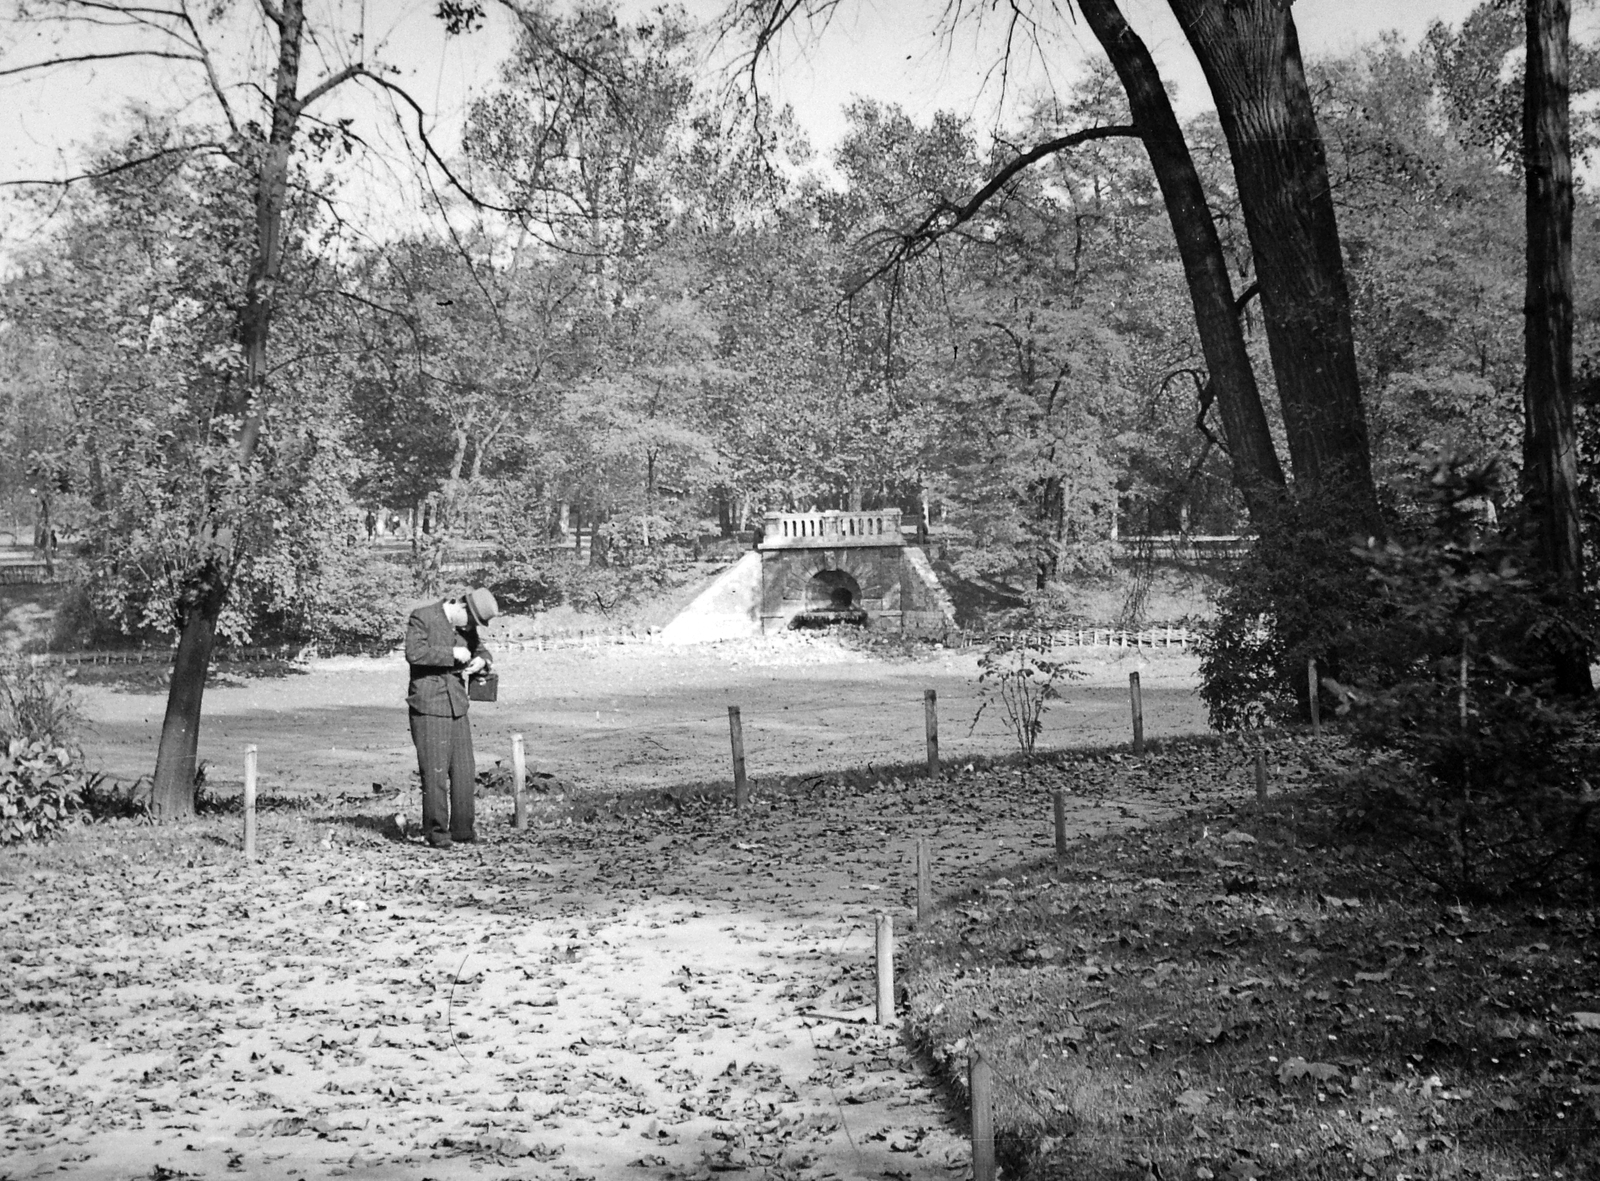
[29,621,1197,669]
[949,626,1198,651]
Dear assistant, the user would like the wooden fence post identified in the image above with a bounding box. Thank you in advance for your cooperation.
[1054,788,1067,855]
[1254,749,1268,801]
[916,838,932,925]
[511,733,527,831]
[970,1049,996,1181]
[1308,658,1321,737]
[728,706,749,809]
[1129,671,1145,754]
[875,913,894,1025]
[242,744,258,862]
[924,689,940,777]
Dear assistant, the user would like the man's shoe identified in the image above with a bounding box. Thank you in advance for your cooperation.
[452,833,478,845]
[427,837,454,850]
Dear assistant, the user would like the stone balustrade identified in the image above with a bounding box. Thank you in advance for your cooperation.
[759,509,905,550]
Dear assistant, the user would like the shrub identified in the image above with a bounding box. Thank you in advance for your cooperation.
[0,654,82,746]
[1326,458,1599,900]
[0,739,99,844]
[478,544,698,619]
[300,548,416,653]
[1198,491,1378,730]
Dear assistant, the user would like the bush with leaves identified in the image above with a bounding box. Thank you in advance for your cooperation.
[478,543,699,620]
[0,739,100,844]
[1198,491,1378,730]
[1326,458,1599,900]
[298,547,417,654]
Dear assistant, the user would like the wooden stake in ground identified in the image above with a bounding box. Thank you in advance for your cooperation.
[924,689,940,777]
[511,733,527,831]
[728,706,749,809]
[875,912,894,1025]
[1254,749,1268,801]
[1053,788,1067,855]
[1129,670,1145,753]
[242,744,257,862]
[915,838,931,925]
[970,1048,996,1181]
[1308,658,1321,737]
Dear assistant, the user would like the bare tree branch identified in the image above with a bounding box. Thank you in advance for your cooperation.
[175,0,239,137]
[296,62,365,113]
[845,123,1138,297]
[0,49,199,78]
[0,141,226,188]
[349,67,532,220]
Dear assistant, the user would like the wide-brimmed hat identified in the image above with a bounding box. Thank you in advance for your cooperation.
[463,587,498,627]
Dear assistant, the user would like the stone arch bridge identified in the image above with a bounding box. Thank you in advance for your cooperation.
[757,509,954,635]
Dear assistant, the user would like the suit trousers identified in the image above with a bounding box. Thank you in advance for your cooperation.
[409,710,476,843]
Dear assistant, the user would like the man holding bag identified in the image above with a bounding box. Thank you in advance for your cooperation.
[405,587,497,849]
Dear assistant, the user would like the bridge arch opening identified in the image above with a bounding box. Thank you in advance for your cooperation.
[791,569,866,627]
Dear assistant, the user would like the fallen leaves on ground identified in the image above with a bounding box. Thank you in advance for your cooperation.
[0,741,1214,1181]
[902,736,1600,1181]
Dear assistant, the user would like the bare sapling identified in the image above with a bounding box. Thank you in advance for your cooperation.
[973,626,1080,783]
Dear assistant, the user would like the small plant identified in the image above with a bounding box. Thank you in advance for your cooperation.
[0,654,82,746]
[0,738,99,844]
[973,611,1080,765]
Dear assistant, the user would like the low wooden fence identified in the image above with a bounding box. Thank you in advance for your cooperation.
[29,621,1197,669]
[29,628,657,668]
[0,562,70,585]
[947,626,1199,651]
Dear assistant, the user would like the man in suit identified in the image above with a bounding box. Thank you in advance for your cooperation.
[405,587,497,849]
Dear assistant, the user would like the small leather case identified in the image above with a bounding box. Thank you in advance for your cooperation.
[467,672,498,702]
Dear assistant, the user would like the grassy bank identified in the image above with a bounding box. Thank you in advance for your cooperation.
[902,736,1600,1181]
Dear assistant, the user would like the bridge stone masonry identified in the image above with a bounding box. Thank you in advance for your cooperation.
[757,508,956,635]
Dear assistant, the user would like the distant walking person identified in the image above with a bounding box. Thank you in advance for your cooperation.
[405,587,497,849]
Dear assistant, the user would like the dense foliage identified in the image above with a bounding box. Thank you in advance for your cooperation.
[0,658,94,845]
[1327,459,1598,899]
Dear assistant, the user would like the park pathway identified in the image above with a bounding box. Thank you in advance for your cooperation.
[0,764,1200,1181]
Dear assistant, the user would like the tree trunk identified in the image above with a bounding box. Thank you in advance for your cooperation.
[148,0,307,817]
[1166,0,1378,525]
[1523,0,1593,694]
[150,569,226,818]
[1079,0,1286,523]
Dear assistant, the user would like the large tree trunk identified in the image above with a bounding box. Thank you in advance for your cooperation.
[1523,0,1594,694]
[1079,0,1286,524]
[148,0,307,817]
[150,569,226,816]
[1166,0,1378,526]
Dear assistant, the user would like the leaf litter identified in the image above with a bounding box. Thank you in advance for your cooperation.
[901,735,1600,1181]
[0,739,1191,1181]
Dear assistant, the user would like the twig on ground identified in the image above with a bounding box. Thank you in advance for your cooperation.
[446,952,472,1067]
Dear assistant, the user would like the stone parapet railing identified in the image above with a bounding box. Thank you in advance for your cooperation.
[759,509,905,550]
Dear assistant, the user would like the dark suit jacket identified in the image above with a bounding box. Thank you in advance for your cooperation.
[405,600,493,718]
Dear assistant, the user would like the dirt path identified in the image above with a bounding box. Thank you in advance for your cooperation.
[74,636,1207,794]
[0,757,1216,1181]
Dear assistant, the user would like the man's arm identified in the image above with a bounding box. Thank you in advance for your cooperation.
[464,628,494,674]
[405,608,458,667]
